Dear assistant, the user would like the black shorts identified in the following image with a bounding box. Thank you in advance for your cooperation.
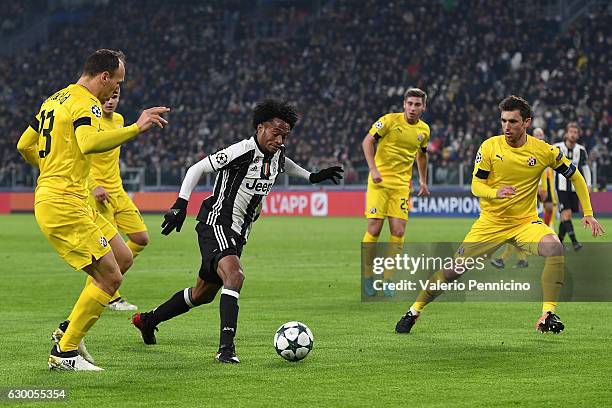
[196,222,244,286]
[557,190,579,213]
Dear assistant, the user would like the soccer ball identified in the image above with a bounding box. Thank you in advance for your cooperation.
[274,321,314,362]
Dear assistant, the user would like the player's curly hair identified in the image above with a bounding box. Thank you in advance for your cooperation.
[252,99,299,130]
[499,95,532,120]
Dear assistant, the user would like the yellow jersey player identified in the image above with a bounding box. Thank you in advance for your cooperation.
[361,88,430,296]
[85,88,149,311]
[490,127,556,269]
[395,95,604,335]
[16,49,169,371]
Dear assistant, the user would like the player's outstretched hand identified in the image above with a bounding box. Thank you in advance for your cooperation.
[136,107,170,133]
[582,216,605,238]
[418,181,430,196]
[161,197,188,235]
[310,166,344,184]
[496,185,516,199]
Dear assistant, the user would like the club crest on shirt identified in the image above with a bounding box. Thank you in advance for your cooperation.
[91,105,102,118]
[527,157,537,166]
[215,152,228,166]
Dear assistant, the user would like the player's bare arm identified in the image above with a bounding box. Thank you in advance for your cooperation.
[416,149,429,196]
[362,133,382,183]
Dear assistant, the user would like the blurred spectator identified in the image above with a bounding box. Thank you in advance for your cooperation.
[1,0,610,188]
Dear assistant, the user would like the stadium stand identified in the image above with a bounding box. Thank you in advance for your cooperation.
[1,0,610,189]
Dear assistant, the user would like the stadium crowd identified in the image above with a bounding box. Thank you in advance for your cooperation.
[1,0,610,188]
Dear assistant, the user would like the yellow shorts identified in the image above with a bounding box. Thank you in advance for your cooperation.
[89,189,147,235]
[35,196,118,271]
[365,184,410,220]
[458,216,556,258]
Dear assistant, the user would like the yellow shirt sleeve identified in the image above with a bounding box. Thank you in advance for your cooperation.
[419,125,430,151]
[76,123,140,154]
[368,114,390,139]
[16,125,40,167]
[471,141,497,198]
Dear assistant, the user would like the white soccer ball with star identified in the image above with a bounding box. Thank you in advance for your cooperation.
[274,321,314,362]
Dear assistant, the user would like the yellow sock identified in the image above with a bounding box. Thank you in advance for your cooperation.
[541,256,564,313]
[127,240,146,258]
[411,269,447,313]
[59,283,111,352]
[500,244,513,261]
[72,275,120,310]
[362,231,379,243]
[362,231,379,278]
[384,235,405,280]
[517,248,528,262]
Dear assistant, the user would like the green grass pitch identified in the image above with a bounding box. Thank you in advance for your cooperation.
[0,214,611,407]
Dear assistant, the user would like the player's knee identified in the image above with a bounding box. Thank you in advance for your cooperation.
[131,233,149,247]
[117,252,134,274]
[100,268,123,293]
[539,235,564,257]
[390,226,405,237]
[224,269,245,289]
[367,225,382,236]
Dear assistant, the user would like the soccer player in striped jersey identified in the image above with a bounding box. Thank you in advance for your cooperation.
[395,96,604,335]
[554,123,591,251]
[132,99,343,363]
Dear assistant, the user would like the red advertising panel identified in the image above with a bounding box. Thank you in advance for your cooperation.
[2,190,612,217]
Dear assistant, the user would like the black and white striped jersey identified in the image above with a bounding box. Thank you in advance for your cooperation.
[178,136,310,244]
[553,142,591,192]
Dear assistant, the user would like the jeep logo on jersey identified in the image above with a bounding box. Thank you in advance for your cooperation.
[215,152,228,166]
[91,105,102,118]
[245,179,274,195]
[527,157,537,166]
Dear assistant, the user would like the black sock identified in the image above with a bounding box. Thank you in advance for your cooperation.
[558,221,566,242]
[563,220,578,244]
[149,288,195,326]
[219,289,240,348]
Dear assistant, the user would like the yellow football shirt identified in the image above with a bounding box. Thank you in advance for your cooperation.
[89,112,125,193]
[472,135,571,222]
[368,112,429,189]
[33,84,103,203]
